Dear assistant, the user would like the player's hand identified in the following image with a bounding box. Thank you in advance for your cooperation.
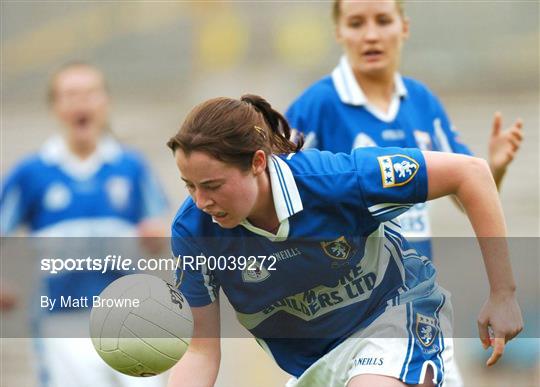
[0,283,18,311]
[477,291,523,367]
[137,219,168,254]
[488,112,523,174]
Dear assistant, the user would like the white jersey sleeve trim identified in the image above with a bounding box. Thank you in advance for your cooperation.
[433,118,453,153]
[200,260,216,303]
[368,203,413,220]
[0,186,22,234]
[302,132,318,149]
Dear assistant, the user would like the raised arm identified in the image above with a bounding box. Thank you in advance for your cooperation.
[488,112,524,190]
[168,300,221,387]
[424,151,523,366]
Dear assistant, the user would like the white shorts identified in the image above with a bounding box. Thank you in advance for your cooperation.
[286,288,462,387]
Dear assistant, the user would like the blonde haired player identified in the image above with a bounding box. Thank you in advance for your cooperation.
[286,0,524,260]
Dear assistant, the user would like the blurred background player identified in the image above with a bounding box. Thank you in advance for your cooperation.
[286,0,524,259]
[0,62,168,386]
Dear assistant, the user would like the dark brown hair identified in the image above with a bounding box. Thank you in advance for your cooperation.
[47,61,108,105]
[167,94,303,171]
[332,0,405,24]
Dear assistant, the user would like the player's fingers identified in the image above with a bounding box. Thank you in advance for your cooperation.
[506,324,524,342]
[477,319,490,349]
[514,118,523,130]
[509,128,524,142]
[486,337,505,367]
[507,136,521,151]
[491,112,502,136]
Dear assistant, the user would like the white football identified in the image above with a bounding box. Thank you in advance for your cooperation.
[90,274,193,376]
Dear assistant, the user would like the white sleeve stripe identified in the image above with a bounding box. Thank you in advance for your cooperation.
[368,202,412,212]
[370,204,412,216]
[200,260,216,303]
[433,118,453,153]
[0,187,22,234]
[302,132,318,149]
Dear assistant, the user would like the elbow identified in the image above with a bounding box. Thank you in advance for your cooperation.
[471,157,493,183]
[458,157,496,195]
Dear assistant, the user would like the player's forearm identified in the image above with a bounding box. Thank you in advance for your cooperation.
[168,341,220,387]
[489,162,506,191]
[454,158,516,294]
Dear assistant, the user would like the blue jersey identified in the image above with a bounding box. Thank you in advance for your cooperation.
[286,56,472,257]
[1,135,168,309]
[172,147,436,377]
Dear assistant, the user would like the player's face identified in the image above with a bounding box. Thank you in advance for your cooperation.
[51,67,110,148]
[175,150,262,229]
[335,0,409,78]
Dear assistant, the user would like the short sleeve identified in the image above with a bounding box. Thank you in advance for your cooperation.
[1,163,31,234]
[135,156,168,219]
[430,96,473,156]
[352,147,428,223]
[171,224,219,307]
[286,97,319,149]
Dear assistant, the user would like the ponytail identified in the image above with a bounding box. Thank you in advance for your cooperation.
[240,94,303,154]
[167,94,303,171]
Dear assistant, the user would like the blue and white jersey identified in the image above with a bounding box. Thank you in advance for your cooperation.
[286,56,472,257]
[1,135,168,309]
[172,147,437,377]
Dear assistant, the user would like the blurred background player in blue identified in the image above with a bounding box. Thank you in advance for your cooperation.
[0,62,168,386]
[286,0,524,259]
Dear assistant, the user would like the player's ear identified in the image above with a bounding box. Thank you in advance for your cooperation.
[402,16,410,40]
[251,150,267,176]
[335,24,343,44]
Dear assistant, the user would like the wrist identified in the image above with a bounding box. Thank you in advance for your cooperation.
[490,285,516,298]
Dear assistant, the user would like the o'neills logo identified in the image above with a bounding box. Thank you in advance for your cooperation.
[270,247,301,262]
[321,236,351,260]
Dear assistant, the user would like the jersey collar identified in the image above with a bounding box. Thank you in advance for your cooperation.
[40,135,122,180]
[240,155,303,240]
[331,55,407,122]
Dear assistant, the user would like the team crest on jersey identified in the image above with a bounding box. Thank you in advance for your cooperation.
[242,260,271,283]
[106,177,131,210]
[415,313,438,347]
[377,154,419,188]
[43,183,71,211]
[320,236,351,260]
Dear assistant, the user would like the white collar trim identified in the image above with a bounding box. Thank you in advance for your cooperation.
[240,155,303,240]
[331,55,408,122]
[40,135,122,180]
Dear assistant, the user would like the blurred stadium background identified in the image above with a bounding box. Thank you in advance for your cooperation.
[1,1,538,386]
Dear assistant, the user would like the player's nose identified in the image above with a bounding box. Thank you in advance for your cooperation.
[364,21,380,41]
[194,190,214,211]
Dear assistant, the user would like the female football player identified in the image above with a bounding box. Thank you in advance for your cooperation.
[167,94,522,387]
[1,62,168,387]
[286,0,524,259]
